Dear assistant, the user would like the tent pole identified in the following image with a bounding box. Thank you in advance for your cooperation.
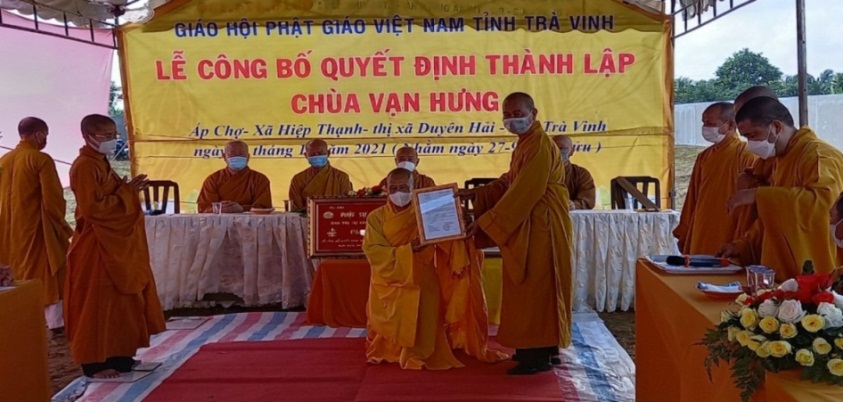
[796,0,808,126]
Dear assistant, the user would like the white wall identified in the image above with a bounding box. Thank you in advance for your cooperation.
[675,94,843,149]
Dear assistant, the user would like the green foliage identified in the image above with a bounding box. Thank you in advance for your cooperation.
[675,49,842,104]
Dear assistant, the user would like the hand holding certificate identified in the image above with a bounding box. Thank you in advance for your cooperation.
[412,183,467,245]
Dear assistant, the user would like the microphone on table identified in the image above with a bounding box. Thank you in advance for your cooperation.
[665,255,730,267]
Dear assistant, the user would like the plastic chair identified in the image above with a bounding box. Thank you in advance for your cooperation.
[143,180,180,214]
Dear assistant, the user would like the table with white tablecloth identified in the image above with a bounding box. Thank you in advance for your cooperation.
[145,213,314,311]
[570,210,679,312]
[145,210,678,312]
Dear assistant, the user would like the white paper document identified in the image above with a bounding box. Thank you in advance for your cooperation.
[417,188,462,240]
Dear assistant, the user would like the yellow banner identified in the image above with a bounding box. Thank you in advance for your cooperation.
[120,0,672,212]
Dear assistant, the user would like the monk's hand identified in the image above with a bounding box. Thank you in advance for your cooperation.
[221,201,244,213]
[568,200,576,210]
[127,174,149,192]
[454,188,476,201]
[736,172,763,191]
[716,243,741,259]
[727,189,757,215]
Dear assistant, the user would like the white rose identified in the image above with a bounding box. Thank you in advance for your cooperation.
[777,300,806,323]
[818,302,843,329]
[757,300,779,318]
[832,291,843,310]
[779,279,799,293]
[736,293,750,304]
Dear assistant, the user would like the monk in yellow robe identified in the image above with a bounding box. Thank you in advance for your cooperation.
[288,139,353,211]
[0,117,73,332]
[552,135,596,210]
[673,102,757,255]
[457,92,573,375]
[364,168,506,370]
[197,140,272,213]
[65,115,166,378]
[731,86,779,245]
[718,98,843,280]
[377,146,436,189]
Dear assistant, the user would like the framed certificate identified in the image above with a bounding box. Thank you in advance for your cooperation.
[412,183,466,245]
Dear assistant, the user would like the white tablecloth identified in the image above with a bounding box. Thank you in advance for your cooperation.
[145,213,314,310]
[571,210,679,312]
[145,210,678,313]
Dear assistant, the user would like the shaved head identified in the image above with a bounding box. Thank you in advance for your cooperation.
[305,139,329,157]
[395,146,419,165]
[224,140,249,157]
[386,168,413,194]
[18,117,48,137]
[735,86,777,113]
[704,102,736,124]
[735,97,794,128]
[552,135,574,160]
[81,114,115,136]
[503,92,535,110]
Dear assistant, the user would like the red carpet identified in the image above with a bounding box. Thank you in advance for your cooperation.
[145,338,564,402]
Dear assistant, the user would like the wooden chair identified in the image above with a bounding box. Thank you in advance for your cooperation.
[463,178,498,217]
[610,176,660,210]
[143,180,180,214]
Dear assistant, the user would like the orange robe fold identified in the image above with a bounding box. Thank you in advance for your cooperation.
[0,141,73,305]
[65,146,166,364]
[363,203,505,370]
[674,134,757,255]
[288,164,353,211]
[565,163,596,210]
[473,121,574,349]
[378,172,436,189]
[196,167,272,212]
[732,128,843,280]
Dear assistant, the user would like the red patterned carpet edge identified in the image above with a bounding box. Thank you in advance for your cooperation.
[144,337,564,402]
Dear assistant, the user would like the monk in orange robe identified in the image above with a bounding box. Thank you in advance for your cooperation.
[731,86,779,245]
[457,92,573,375]
[718,98,843,280]
[197,140,272,213]
[673,102,757,255]
[377,146,436,189]
[65,114,166,378]
[288,139,353,211]
[363,168,506,370]
[552,135,596,210]
[0,117,73,332]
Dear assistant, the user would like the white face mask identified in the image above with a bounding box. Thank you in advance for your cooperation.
[832,221,843,248]
[97,139,118,155]
[389,191,412,207]
[503,116,532,135]
[747,125,780,159]
[397,161,416,172]
[701,126,725,144]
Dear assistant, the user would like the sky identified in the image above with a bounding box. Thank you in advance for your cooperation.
[674,0,843,80]
[109,0,843,82]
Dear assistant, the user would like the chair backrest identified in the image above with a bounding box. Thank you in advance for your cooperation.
[610,176,660,210]
[464,178,497,189]
[463,178,498,214]
[143,180,181,214]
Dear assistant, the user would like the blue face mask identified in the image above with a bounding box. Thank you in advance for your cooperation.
[308,155,329,168]
[227,156,248,171]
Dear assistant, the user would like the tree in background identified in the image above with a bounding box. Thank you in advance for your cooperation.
[713,49,783,100]
[109,81,124,117]
[675,49,841,104]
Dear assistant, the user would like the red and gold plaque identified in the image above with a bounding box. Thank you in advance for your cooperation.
[308,197,387,258]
